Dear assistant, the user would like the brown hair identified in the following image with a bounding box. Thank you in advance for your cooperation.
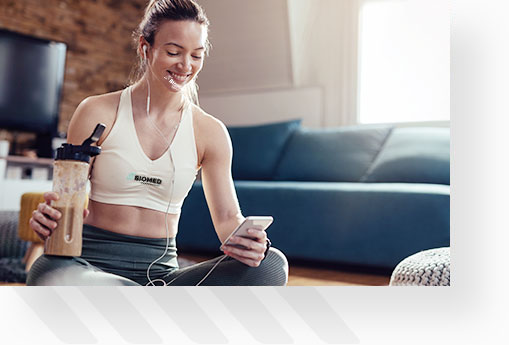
[129,0,211,105]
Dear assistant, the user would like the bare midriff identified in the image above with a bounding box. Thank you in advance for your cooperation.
[84,199,179,239]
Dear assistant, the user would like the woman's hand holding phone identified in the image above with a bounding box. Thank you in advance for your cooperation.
[220,216,273,267]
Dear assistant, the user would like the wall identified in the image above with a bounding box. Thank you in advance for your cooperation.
[0,0,447,139]
[199,86,323,128]
[0,0,145,134]
[196,0,361,128]
[197,0,293,94]
[198,0,448,129]
[197,0,327,127]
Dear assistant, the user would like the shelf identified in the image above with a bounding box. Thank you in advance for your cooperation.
[0,155,54,181]
[3,155,54,166]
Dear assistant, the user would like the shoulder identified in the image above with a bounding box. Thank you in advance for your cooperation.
[191,104,232,164]
[68,89,124,145]
[79,90,122,112]
[192,105,228,136]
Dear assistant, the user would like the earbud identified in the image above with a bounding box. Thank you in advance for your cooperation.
[142,45,147,60]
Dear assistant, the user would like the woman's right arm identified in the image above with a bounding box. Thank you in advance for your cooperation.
[29,95,114,240]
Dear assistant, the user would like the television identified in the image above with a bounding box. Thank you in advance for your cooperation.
[0,28,67,157]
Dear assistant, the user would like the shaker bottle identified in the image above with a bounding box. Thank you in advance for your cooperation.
[44,123,106,256]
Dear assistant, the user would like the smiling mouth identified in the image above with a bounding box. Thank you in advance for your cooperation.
[167,71,191,82]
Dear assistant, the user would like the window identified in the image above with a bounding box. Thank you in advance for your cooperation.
[358,0,450,124]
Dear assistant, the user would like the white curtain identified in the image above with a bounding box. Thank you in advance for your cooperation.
[287,0,362,127]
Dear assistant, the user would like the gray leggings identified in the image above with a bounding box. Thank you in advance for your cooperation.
[27,224,289,286]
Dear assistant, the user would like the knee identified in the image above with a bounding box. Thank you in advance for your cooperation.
[26,255,140,286]
[262,247,289,286]
[266,247,289,270]
[26,254,66,286]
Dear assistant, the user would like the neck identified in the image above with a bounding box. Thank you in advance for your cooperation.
[133,74,186,118]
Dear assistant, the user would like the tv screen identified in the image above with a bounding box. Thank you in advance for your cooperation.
[0,29,66,137]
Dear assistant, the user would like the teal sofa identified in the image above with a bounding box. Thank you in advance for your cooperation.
[176,120,450,271]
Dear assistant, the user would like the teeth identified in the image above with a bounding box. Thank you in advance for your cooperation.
[169,71,189,82]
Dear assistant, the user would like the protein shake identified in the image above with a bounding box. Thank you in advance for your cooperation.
[44,124,105,256]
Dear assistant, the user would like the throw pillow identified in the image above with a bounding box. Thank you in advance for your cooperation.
[360,127,450,185]
[227,119,302,180]
[273,125,394,182]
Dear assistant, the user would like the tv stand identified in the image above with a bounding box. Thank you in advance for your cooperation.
[0,155,53,211]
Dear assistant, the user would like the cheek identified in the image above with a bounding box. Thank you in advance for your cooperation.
[192,61,204,73]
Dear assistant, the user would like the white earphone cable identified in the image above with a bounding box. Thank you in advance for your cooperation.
[144,71,177,286]
[142,46,226,286]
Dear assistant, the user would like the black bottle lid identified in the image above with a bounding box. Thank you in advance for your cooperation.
[55,123,106,163]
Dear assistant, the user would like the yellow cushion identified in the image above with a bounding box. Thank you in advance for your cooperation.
[18,192,89,243]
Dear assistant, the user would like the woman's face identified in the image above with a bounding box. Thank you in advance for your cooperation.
[143,20,207,92]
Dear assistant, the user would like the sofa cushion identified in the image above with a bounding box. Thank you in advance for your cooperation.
[227,119,301,180]
[178,180,450,269]
[360,127,450,185]
[273,125,394,182]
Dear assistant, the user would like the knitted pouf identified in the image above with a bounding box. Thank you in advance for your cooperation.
[389,247,450,286]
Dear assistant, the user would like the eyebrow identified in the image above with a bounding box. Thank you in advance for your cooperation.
[164,42,204,50]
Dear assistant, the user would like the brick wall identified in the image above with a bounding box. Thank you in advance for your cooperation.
[0,0,146,134]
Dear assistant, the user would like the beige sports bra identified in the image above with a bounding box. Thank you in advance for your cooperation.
[89,86,199,214]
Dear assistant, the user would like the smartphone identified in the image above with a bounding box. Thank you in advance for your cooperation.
[222,216,273,250]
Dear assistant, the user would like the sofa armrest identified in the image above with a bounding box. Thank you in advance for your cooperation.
[0,211,29,258]
[18,193,46,243]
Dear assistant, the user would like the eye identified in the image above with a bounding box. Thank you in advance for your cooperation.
[192,55,203,60]
[167,52,178,56]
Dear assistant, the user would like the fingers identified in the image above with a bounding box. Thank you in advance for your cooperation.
[227,235,265,252]
[37,202,61,221]
[83,208,90,219]
[29,215,52,240]
[223,250,262,267]
[222,243,265,264]
[30,200,62,241]
[246,228,267,242]
[43,191,59,204]
[33,208,58,230]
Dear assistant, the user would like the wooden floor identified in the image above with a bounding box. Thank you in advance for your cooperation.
[287,265,390,286]
[180,253,391,286]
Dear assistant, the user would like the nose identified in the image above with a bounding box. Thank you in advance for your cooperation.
[177,55,192,72]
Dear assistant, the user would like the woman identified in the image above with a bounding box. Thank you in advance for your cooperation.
[27,0,288,286]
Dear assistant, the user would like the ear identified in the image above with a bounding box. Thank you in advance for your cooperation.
[138,36,148,60]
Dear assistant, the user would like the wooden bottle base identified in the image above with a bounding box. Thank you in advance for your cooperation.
[44,205,82,257]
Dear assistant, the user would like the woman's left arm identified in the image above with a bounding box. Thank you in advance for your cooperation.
[200,116,268,267]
